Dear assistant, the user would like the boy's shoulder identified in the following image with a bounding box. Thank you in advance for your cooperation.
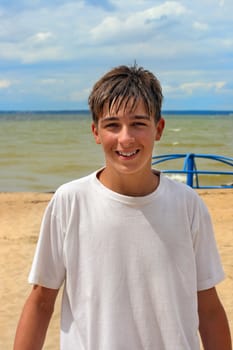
[54,171,97,199]
[160,173,202,203]
[160,173,197,193]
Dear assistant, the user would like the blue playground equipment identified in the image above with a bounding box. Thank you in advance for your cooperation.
[152,153,233,189]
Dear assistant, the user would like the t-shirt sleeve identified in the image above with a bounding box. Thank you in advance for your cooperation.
[192,196,225,291]
[28,195,66,289]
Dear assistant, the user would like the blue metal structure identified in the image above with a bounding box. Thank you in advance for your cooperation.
[152,153,233,189]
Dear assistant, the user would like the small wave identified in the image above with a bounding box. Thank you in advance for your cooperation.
[169,128,181,132]
[165,174,186,183]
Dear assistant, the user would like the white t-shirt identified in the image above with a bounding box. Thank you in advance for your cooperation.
[29,171,224,350]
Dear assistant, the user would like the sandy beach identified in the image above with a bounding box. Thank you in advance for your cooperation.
[1,190,232,349]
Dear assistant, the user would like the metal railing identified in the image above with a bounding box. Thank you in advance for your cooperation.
[152,153,233,189]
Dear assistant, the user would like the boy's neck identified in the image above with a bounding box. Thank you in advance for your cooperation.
[97,168,160,197]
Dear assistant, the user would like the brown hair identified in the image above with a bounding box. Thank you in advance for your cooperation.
[88,63,163,124]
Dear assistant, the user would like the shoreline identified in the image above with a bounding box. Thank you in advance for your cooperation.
[1,190,232,348]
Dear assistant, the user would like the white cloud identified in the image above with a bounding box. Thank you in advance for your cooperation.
[17,46,65,63]
[145,1,187,17]
[180,81,226,94]
[69,88,91,102]
[193,21,209,31]
[0,0,233,109]
[90,1,188,43]
[32,31,54,42]
[222,39,233,48]
[0,79,12,88]
[0,0,231,66]
[40,78,63,85]
[0,3,84,62]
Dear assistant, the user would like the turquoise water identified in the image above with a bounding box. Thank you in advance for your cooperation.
[0,111,232,191]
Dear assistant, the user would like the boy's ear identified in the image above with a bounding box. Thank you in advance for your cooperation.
[92,122,101,144]
[155,117,165,141]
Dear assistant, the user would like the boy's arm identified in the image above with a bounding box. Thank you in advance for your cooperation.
[198,287,232,350]
[14,285,59,350]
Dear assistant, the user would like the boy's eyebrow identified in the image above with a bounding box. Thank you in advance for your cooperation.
[100,115,151,123]
[132,115,151,120]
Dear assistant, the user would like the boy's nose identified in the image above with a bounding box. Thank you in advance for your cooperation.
[118,126,135,147]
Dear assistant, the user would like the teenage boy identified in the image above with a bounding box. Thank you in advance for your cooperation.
[14,64,231,350]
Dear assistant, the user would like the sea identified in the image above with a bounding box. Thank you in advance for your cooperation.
[0,110,232,192]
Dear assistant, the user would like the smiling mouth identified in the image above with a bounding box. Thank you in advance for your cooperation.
[116,150,139,157]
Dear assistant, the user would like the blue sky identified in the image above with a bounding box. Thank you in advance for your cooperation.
[0,0,233,111]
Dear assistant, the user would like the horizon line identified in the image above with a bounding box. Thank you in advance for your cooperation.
[0,109,233,114]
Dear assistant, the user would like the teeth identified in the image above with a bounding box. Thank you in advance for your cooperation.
[118,150,137,157]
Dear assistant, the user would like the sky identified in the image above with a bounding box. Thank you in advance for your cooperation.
[0,0,233,111]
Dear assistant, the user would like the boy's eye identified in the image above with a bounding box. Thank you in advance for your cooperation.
[132,122,147,127]
[104,123,119,128]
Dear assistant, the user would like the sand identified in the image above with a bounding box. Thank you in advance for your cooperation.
[0,190,232,349]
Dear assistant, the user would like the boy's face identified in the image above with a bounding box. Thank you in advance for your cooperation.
[92,98,165,178]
